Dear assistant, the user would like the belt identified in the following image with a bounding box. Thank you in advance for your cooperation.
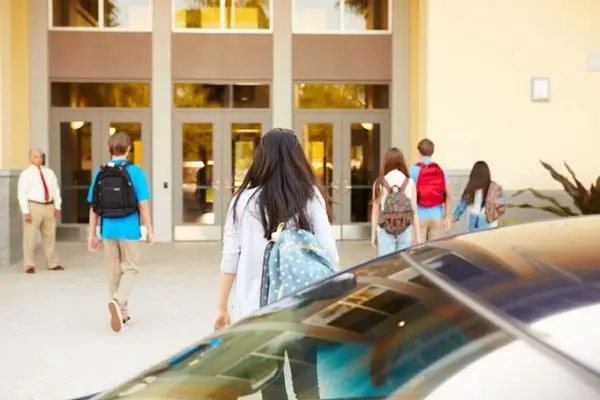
[28,200,54,205]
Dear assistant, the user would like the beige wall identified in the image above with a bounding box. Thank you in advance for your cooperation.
[423,0,600,190]
[0,0,30,169]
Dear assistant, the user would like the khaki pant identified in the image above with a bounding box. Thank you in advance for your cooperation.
[104,239,140,317]
[419,218,442,242]
[23,202,59,269]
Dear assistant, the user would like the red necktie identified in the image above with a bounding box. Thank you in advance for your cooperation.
[39,168,50,202]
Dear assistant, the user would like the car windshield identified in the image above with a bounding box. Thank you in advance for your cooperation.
[94,249,521,400]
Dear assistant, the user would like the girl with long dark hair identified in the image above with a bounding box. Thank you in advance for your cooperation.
[371,147,422,256]
[453,161,506,232]
[214,128,338,399]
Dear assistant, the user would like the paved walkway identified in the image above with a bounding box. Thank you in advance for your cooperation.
[0,241,374,400]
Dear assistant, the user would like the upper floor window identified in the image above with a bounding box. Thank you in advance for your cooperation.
[50,0,152,30]
[51,82,151,108]
[173,83,270,108]
[293,0,390,33]
[295,83,389,109]
[173,0,271,32]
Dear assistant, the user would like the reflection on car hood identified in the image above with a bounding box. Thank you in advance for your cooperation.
[408,215,600,374]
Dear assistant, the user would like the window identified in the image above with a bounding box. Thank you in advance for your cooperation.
[173,83,270,108]
[295,83,389,109]
[173,0,271,31]
[293,0,390,33]
[50,0,152,30]
[95,257,515,399]
[51,82,151,108]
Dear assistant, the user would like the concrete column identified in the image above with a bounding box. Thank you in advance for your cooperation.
[272,0,293,129]
[407,0,428,164]
[391,0,410,155]
[10,0,31,169]
[151,0,172,242]
[0,0,11,169]
[0,0,23,266]
[29,0,49,158]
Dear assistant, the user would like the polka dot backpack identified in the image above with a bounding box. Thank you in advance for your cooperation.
[259,222,336,307]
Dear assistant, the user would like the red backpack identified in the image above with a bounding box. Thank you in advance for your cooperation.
[416,162,447,207]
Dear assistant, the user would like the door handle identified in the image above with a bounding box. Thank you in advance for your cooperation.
[224,180,234,190]
[343,180,352,192]
[212,180,220,191]
[331,180,339,191]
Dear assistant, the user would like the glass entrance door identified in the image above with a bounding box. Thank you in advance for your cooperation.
[102,109,152,187]
[341,115,389,239]
[50,109,100,227]
[173,111,270,241]
[50,109,151,236]
[296,114,344,239]
[295,112,390,240]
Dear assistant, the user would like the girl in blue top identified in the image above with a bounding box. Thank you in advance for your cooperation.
[453,161,507,232]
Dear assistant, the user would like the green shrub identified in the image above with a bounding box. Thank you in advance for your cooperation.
[510,161,600,217]
[498,219,520,227]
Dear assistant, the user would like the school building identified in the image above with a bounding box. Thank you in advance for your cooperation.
[1,0,599,264]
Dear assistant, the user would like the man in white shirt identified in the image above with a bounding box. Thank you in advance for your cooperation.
[17,148,64,274]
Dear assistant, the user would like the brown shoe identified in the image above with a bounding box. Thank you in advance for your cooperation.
[108,300,123,333]
[25,266,35,274]
[50,265,65,271]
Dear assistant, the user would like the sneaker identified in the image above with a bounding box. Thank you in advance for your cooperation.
[108,300,123,333]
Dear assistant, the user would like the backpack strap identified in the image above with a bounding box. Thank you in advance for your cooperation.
[115,160,132,170]
[399,178,409,193]
[381,178,392,192]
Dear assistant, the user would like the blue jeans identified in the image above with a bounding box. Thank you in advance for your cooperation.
[377,227,413,257]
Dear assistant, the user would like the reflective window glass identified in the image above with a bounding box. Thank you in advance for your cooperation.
[173,0,221,29]
[343,0,389,31]
[231,123,261,190]
[293,0,340,32]
[51,0,151,29]
[173,0,270,30]
[59,121,93,224]
[232,84,270,108]
[349,122,380,223]
[182,123,215,224]
[109,123,142,165]
[173,84,229,108]
[225,0,270,29]
[51,82,151,108]
[294,0,390,32]
[302,123,334,199]
[103,0,152,29]
[295,84,389,109]
[95,255,519,400]
[52,0,100,27]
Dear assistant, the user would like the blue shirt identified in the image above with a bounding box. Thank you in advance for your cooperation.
[453,188,508,233]
[87,158,150,240]
[409,157,449,220]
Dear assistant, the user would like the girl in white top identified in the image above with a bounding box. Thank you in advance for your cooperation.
[215,128,338,326]
[215,128,338,400]
[371,147,422,256]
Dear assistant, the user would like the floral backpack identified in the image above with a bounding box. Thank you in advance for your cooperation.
[484,181,506,222]
[378,179,414,238]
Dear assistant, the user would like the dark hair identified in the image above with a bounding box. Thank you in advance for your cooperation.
[373,147,409,200]
[462,161,492,204]
[417,139,435,157]
[232,128,332,240]
[108,132,131,156]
